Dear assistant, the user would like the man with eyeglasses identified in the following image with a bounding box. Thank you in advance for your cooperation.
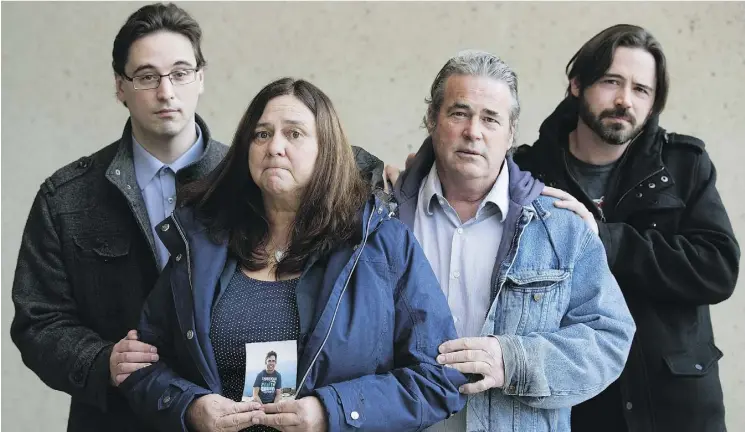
[10,4,229,432]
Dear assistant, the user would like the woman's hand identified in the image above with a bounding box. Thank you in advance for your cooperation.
[251,396,328,432]
[186,394,264,432]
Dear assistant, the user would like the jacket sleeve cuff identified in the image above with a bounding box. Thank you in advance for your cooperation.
[118,365,212,432]
[490,334,523,396]
[315,385,345,432]
[85,343,115,412]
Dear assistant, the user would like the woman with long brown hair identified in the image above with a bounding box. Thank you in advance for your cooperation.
[121,77,466,432]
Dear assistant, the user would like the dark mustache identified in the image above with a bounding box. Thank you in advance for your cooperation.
[600,108,635,125]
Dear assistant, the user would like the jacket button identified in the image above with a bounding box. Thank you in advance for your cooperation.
[650,223,657,228]
[350,411,360,420]
[114,169,120,175]
[163,395,171,404]
[175,254,183,262]
[635,192,643,198]
[661,176,669,182]
[161,223,170,232]
[694,364,703,370]
[186,330,194,340]
[648,183,656,189]
[626,402,633,410]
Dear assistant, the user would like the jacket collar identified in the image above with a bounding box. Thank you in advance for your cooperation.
[534,96,665,177]
[532,96,673,215]
[166,191,394,257]
[394,136,543,225]
[105,114,227,260]
[131,123,206,190]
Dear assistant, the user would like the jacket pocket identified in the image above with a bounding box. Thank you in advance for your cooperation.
[72,233,134,331]
[500,269,570,335]
[626,191,685,232]
[73,234,131,260]
[663,342,723,377]
[505,269,569,291]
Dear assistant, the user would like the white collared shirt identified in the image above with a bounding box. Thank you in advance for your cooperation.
[414,161,509,432]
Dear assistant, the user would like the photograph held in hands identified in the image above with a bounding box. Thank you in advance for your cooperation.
[242,340,297,404]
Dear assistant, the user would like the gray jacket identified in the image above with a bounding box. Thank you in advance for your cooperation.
[10,115,227,432]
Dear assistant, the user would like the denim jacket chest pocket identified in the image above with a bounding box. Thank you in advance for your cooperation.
[497,269,571,336]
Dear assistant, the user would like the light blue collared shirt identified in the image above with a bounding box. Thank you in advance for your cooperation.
[415,161,509,432]
[132,125,205,269]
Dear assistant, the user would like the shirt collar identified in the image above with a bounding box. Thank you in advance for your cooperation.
[423,160,510,222]
[485,160,510,222]
[132,124,205,190]
[422,163,444,216]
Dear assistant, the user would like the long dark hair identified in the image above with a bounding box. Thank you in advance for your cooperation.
[180,78,369,278]
[565,24,669,116]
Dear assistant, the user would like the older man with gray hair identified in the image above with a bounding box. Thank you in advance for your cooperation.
[391,50,636,432]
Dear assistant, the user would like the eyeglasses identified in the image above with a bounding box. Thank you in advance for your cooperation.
[122,68,199,90]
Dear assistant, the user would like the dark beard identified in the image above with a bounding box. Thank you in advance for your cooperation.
[578,94,644,145]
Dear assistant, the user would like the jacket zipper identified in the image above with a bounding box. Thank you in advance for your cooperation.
[295,209,377,394]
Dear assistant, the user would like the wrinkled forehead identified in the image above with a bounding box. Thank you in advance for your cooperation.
[442,75,513,115]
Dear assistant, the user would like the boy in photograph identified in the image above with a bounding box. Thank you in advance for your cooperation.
[252,351,283,404]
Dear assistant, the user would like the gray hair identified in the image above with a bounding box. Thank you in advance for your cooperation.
[424,50,520,143]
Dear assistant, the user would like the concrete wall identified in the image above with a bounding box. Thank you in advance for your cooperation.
[3,1,744,429]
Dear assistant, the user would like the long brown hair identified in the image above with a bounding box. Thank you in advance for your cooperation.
[565,24,669,116]
[180,78,369,278]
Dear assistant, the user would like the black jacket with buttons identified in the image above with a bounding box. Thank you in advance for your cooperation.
[513,97,740,432]
[10,115,229,432]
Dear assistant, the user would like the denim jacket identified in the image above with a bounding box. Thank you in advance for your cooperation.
[393,138,636,432]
